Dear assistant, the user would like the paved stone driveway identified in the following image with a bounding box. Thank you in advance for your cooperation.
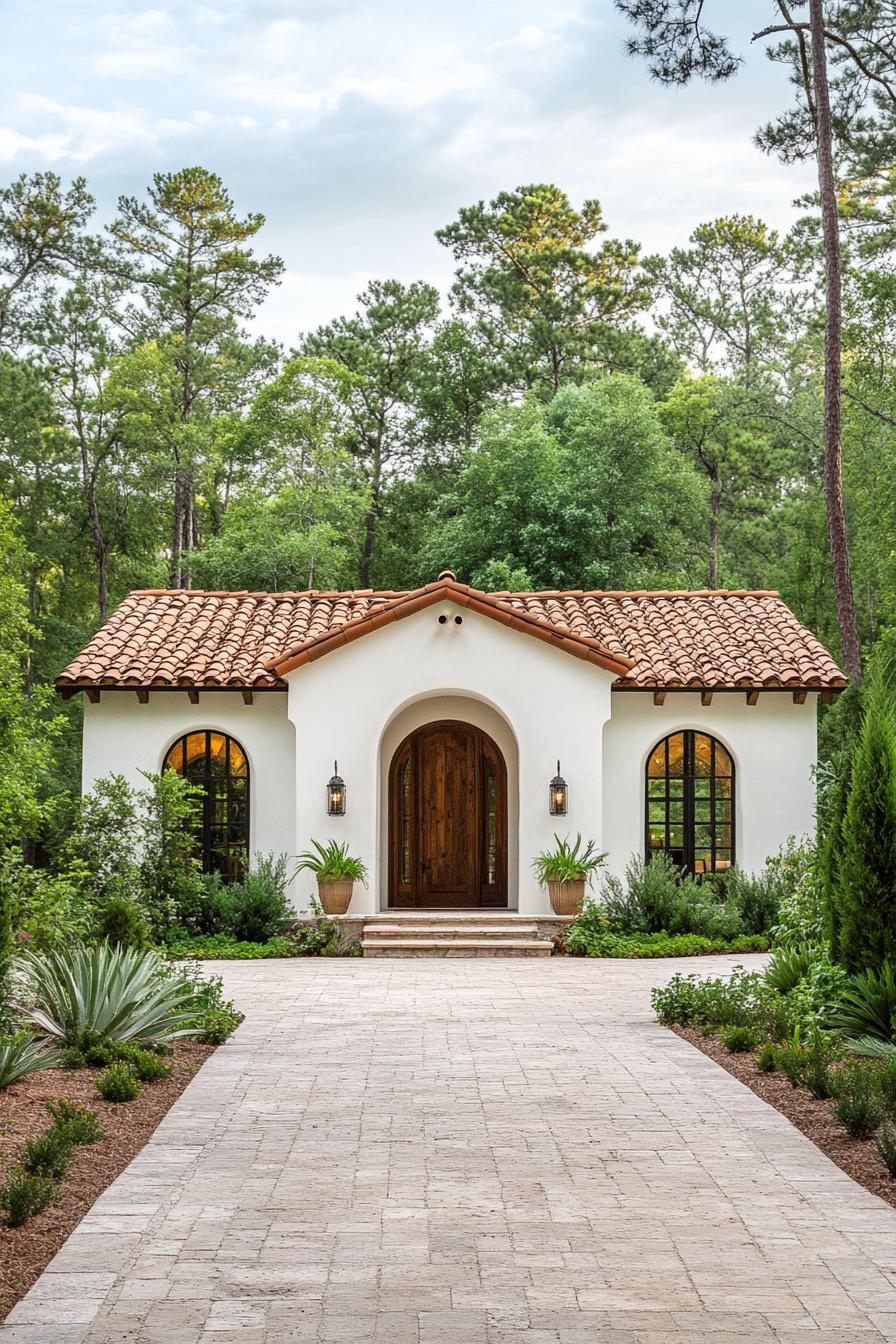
[5,955,896,1344]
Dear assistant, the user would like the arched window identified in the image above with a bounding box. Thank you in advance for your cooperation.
[163,731,249,881]
[646,731,734,875]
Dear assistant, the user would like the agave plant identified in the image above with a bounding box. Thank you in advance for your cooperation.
[0,1033,60,1089]
[830,963,896,1044]
[764,944,814,995]
[19,943,200,1047]
[848,1036,896,1061]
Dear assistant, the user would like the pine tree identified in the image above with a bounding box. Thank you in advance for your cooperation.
[836,694,896,971]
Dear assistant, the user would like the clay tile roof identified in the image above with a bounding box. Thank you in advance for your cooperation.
[55,583,846,692]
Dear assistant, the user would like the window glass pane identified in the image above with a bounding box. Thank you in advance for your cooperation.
[647,831,665,850]
[693,778,711,799]
[715,742,733,776]
[648,743,667,777]
[183,732,207,768]
[695,801,711,824]
[648,804,667,824]
[667,779,684,798]
[229,742,247,777]
[647,779,666,799]
[693,734,712,776]
[667,734,685,776]
[669,800,684,823]
[716,777,732,799]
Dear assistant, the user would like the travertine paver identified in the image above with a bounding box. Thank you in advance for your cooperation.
[4,955,896,1343]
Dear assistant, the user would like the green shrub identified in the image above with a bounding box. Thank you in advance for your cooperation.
[178,969,241,1044]
[775,1040,810,1088]
[832,1076,884,1139]
[227,853,293,943]
[44,1098,103,1145]
[801,1031,838,1099]
[756,1042,778,1072]
[130,1049,172,1082]
[765,945,813,995]
[21,942,200,1046]
[96,1062,141,1103]
[600,852,691,933]
[784,955,851,1032]
[22,1129,73,1180]
[0,1169,54,1226]
[876,1123,896,1177]
[0,1033,60,1088]
[765,840,824,948]
[718,865,780,935]
[137,769,204,935]
[175,872,234,937]
[831,963,896,1044]
[834,683,896,971]
[876,1060,896,1113]
[651,968,780,1031]
[94,895,151,949]
[719,1025,758,1053]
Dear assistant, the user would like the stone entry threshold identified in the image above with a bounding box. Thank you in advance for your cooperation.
[6,956,896,1343]
[350,911,568,957]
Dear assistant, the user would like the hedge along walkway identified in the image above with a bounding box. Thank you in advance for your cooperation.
[4,955,896,1344]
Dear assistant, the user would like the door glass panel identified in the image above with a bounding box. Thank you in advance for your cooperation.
[667,734,685,776]
[400,758,411,885]
[485,760,497,886]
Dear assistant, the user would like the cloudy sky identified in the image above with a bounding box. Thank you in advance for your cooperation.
[1,0,816,344]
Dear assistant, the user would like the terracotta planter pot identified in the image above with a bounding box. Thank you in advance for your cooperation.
[317,877,354,915]
[546,877,586,916]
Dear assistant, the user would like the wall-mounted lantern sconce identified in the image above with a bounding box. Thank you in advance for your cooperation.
[549,761,567,815]
[327,761,346,816]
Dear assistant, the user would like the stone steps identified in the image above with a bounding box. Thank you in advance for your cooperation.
[361,914,553,958]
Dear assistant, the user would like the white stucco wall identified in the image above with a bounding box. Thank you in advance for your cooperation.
[80,690,297,891]
[602,691,818,877]
[286,601,615,915]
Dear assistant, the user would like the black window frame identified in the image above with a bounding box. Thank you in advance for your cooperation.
[162,730,250,882]
[644,730,735,876]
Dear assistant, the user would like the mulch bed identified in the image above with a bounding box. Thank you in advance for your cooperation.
[673,1025,896,1211]
[0,1040,215,1322]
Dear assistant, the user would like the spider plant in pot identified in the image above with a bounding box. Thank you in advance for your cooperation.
[532,834,606,916]
[296,840,368,915]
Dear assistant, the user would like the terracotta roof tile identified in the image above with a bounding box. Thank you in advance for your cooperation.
[56,582,846,692]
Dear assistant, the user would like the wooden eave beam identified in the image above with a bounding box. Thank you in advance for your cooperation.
[136,688,149,703]
[187,689,199,704]
[700,690,713,706]
[793,689,808,704]
[84,687,101,703]
[653,690,667,706]
[242,689,254,705]
[746,689,760,706]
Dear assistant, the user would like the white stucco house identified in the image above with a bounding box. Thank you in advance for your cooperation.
[57,571,845,921]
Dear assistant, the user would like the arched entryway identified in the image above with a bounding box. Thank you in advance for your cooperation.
[388,720,507,908]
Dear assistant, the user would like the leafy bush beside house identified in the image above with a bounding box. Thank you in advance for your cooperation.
[565,847,784,957]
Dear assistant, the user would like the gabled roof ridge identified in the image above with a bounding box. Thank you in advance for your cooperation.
[266,578,636,679]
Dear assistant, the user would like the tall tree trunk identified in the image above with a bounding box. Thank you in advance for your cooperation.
[360,438,382,588]
[708,470,721,588]
[809,0,862,683]
[170,471,183,589]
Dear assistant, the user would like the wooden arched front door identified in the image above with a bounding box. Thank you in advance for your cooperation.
[388,720,507,908]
